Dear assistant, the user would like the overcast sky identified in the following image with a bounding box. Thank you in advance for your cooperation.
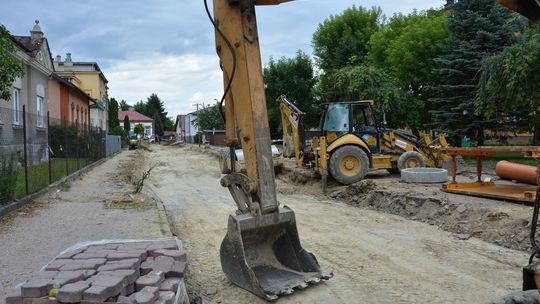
[1,0,441,116]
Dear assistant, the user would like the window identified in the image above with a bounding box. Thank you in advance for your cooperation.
[13,88,21,125]
[37,96,44,127]
[323,104,349,133]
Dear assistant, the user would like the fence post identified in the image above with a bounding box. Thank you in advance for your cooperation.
[22,105,29,195]
[47,111,51,184]
[64,117,68,176]
[76,119,80,170]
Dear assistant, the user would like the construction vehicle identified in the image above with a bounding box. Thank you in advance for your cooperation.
[206,0,331,301]
[277,95,451,188]
[206,0,539,302]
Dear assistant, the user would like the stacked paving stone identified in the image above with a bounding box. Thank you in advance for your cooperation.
[5,239,189,304]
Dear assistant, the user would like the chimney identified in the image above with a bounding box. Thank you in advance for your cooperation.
[30,20,44,41]
[64,53,73,69]
[53,54,61,70]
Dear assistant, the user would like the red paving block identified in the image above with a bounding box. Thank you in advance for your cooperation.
[73,251,109,259]
[55,270,85,283]
[82,285,114,302]
[107,251,146,262]
[168,261,187,278]
[33,271,58,279]
[56,282,90,303]
[153,249,186,262]
[44,260,70,271]
[135,270,165,291]
[55,249,84,259]
[99,269,140,285]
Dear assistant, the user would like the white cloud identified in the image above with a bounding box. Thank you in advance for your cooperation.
[105,52,224,117]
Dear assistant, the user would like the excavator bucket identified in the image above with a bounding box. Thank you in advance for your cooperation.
[220,206,332,301]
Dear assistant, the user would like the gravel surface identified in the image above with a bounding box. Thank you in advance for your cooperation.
[144,145,529,304]
[0,150,165,303]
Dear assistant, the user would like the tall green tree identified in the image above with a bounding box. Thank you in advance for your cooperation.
[133,100,146,114]
[368,10,449,129]
[0,25,24,101]
[123,115,130,134]
[429,0,526,145]
[478,26,540,143]
[145,94,167,136]
[331,64,422,130]
[194,103,225,131]
[108,97,120,130]
[312,6,382,71]
[312,6,383,102]
[119,100,131,111]
[264,50,317,138]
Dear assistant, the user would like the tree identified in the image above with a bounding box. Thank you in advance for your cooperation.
[0,25,24,101]
[119,100,131,111]
[108,97,120,131]
[134,123,144,135]
[153,112,164,136]
[164,116,175,131]
[367,10,449,129]
[478,26,540,143]
[312,6,383,71]
[264,50,317,138]
[194,103,225,131]
[133,100,146,114]
[429,0,526,145]
[331,64,422,130]
[123,115,130,134]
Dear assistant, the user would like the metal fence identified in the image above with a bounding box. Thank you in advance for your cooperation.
[106,135,122,156]
[0,105,106,204]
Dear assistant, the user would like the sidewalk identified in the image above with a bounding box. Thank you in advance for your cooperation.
[0,150,168,302]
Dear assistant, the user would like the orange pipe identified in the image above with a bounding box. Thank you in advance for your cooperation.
[495,160,538,185]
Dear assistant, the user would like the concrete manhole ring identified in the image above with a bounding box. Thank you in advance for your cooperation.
[400,168,448,183]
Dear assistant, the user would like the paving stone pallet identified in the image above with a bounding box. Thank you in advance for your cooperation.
[4,239,189,304]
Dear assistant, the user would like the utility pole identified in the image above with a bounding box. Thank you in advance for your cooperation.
[192,103,203,145]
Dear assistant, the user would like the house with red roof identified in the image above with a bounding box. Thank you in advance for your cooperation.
[118,110,154,138]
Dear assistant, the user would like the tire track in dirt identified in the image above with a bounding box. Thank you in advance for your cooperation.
[145,145,528,304]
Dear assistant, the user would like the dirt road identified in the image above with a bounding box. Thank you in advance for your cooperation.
[144,145,528,304]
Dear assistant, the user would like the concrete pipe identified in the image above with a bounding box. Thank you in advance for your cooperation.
[495,160,538,185]
[400,168,448,183]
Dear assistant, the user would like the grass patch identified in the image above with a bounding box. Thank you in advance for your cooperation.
[464,152,538,169]
[14,158,88,198]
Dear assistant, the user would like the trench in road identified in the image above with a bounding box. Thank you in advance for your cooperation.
[144,145,527,304]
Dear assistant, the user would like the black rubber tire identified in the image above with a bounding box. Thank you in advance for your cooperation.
[218,148,231,174]
[329,145,369,185]
[397,151,426,171]
[387,168,400,174]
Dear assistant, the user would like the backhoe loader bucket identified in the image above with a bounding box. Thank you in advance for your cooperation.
[220,206,332,301]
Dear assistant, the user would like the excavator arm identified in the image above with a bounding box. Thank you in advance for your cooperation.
[276,95,305,166]
[210,0,330,300]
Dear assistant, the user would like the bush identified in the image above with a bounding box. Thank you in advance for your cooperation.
[0,154,18,204]
[109,125,127,137]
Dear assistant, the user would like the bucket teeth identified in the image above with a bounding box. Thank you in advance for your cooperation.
[307,277,321,284]
[280,287,294,295]
[296,282,309,289]
[321,271,334,280]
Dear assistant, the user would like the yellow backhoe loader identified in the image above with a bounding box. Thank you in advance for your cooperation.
[278,95,451,188]
[206,0,331,301]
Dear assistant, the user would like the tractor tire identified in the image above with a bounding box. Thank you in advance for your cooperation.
[387,168,400,174]
[218,148,231,174]
[397,151,426,171]
[329,145,369,185]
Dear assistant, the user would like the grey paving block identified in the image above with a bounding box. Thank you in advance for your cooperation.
[33,271,58,279]
[5,286,22,304]
[73,251,110,259]
[160,277,181,291]
[168,261,187,278]
[134,286,159,304]
[21,278,51,298]
[56,282,90,303]
[83,285,115,302]
[158,291,176,304]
